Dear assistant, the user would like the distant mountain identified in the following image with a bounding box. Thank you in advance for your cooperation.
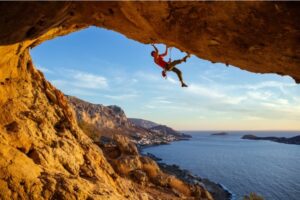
[129,118,159,129]
[242,134,300,145]
[150,125,191,138]
[130,118,191,139]
[67,96,190,146]
[67,95,132,130]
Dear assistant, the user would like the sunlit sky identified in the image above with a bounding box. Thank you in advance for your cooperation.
[31,27,300,131]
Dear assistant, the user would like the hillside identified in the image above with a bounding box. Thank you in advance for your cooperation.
[150,125,191,139]
[67,96,190,146]
[129,118,191,139]
[129,118,159,129]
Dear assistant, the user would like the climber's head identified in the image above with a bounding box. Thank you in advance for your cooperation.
[151,51,157,57]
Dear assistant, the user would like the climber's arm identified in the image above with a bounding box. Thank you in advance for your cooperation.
[151,44,158,53]
[160,45,168,57]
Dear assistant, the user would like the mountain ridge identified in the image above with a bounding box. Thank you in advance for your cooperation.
[66,95,191,146]
[129,118,159,129]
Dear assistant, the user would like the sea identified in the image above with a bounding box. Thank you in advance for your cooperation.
[142,131,300,200]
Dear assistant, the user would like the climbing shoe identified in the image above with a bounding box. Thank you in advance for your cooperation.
[183,53,191,62]
[181,83,188,87]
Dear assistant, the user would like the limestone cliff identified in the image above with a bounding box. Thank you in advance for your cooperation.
[0,2,299,200]
[67,95,132,130]
[0,52,141,200]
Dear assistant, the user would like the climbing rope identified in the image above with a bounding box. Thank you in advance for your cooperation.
[168,47,173,63]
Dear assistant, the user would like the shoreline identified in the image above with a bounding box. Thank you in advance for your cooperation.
[140,147,233,200]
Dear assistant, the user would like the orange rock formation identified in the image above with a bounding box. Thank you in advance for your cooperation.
[0,2,299,200]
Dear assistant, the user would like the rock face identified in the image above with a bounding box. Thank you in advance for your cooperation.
[0,53,140,200]
[67,95,132,130]
[99,135,214,200]
[157,163,232,200]
[0,2,300,82]
[242,134,300,145]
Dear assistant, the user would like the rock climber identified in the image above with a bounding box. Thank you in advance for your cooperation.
[151,44,190,87]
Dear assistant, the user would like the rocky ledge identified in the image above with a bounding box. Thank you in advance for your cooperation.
[242,134,300,145]
[143,153,232,200]
[97,134,214,200]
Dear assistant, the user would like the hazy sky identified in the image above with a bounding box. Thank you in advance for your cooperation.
[31,27,300,131]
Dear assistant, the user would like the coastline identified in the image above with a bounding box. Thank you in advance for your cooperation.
[140,143,232,200]
[241,134,300,145]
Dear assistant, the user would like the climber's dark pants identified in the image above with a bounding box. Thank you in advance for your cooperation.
[171,67,183,83]
[166,59,185,83]
[167,59,185,70]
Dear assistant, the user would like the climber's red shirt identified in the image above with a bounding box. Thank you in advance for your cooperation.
[154,55,168,69]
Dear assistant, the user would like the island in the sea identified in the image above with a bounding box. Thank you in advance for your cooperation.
[211,132,229,136]
[242,134,300,145]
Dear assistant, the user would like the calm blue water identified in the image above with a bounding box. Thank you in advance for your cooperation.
[143,131,300,200]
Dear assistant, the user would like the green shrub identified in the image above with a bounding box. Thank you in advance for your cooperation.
[78,121,102,141]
